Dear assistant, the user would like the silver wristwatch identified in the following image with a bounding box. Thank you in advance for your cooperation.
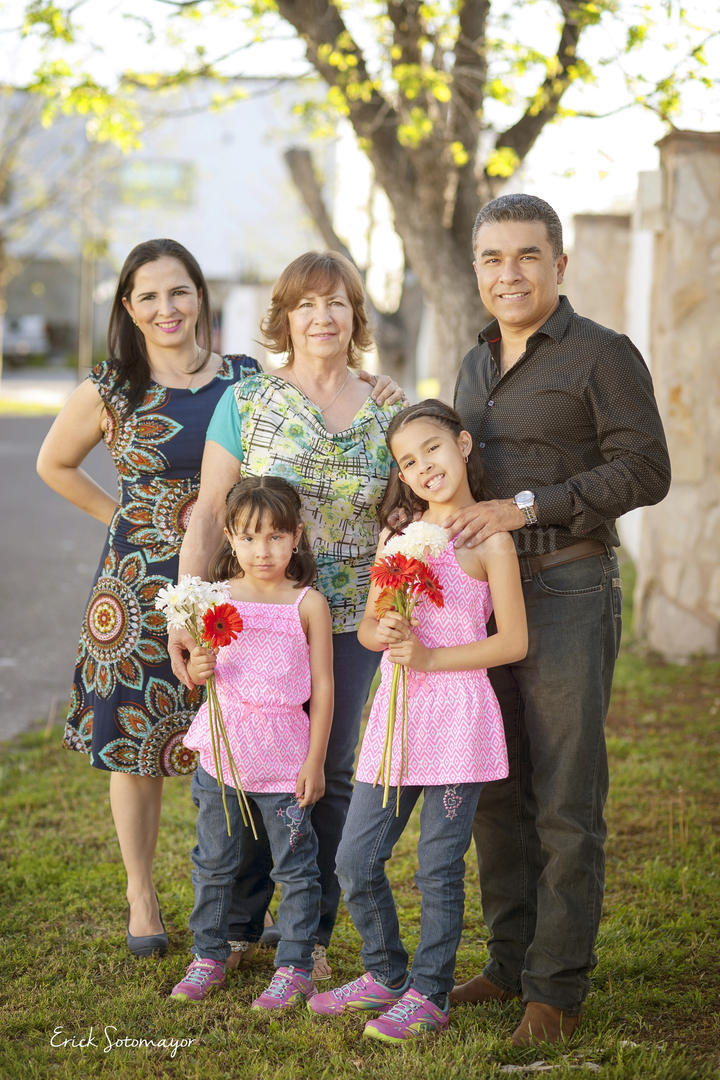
[514,490,538,526]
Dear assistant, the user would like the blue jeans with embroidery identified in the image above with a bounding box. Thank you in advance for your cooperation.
[335,780,483,998]
[189,764,321,972]
[226,631,380,946]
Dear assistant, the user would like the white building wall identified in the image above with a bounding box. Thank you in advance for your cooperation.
[107,79,333,283]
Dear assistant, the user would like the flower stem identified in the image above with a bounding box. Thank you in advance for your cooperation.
[207,677,257,839]
[374,661,401,810]
[396,666,409,816]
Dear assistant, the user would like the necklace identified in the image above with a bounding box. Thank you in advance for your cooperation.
[288,368,350,414]
[150,347,211,389]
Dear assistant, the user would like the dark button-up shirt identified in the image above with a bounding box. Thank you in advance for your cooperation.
[454,295,671,555]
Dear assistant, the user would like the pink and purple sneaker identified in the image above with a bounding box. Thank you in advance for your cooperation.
[251,966,317,1010]
[170,958,226,1002]
[308,972,410,1016]
[363,988,450,1043]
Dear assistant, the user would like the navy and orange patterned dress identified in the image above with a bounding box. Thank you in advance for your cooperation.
[63,353,259,776]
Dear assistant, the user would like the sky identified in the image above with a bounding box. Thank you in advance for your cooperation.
[1,0,718,248]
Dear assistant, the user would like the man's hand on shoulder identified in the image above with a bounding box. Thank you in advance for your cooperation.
[443,499,525,548]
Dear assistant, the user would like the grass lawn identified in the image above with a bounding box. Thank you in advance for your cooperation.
[1,564,718,1079]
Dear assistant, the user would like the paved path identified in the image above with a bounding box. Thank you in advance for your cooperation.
[0,371,116,741]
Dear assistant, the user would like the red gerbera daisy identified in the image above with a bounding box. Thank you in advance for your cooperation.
[202,603,244,649]
[370,553,423,593]
[412,565,444,608]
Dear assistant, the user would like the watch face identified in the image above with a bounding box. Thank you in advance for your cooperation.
[515,491,534,507]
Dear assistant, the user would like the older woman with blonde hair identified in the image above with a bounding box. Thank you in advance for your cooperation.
[172,250,404,980]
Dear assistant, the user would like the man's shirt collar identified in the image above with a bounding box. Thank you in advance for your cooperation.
[478,294,575,347]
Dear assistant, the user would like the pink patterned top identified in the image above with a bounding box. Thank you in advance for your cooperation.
[183,588,311,793]
[355,545,508,786]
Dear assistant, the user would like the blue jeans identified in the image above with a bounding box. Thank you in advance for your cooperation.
[336,780,483,999]
[473,548,622,1014]
[189,764,321,971]
[227,631,380,946]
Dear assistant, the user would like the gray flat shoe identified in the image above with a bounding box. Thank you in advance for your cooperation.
[126,893,168,957]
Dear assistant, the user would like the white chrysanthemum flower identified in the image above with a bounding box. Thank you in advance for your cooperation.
[383,521,449,559]
[155,575,228,631]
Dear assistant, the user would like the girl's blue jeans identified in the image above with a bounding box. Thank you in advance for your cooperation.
[226,631,380,947]
[189,764,321,972]
[335,779,483,999]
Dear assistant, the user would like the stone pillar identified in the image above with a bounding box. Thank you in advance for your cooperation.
[567,213,631,332]
[634,130,720,658]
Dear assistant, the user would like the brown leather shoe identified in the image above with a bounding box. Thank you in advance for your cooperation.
[449,974,519,1005]
[510,1001,581,1046]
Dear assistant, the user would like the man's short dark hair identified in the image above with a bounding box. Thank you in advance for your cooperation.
[472,193,564,259]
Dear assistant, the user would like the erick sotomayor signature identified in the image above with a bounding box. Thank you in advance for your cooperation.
[51,1026,196,1058]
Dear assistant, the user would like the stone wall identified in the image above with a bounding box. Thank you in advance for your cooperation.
[633,130,720,658]
[565,213,631,332]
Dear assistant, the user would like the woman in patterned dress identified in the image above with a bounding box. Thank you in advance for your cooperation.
[172,251,404,977]
[36,239,264,954]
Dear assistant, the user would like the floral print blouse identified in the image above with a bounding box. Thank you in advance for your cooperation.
[207,373,401,633]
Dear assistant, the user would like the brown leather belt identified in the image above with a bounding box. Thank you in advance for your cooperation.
[524,539,608,576]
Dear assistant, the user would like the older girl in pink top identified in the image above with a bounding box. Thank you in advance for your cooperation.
[171,475,332,1011]
[309,400,527,1043]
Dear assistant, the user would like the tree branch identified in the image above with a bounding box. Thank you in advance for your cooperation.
[448,1,491,241]
[451,0,490,144]
[273,0,408,173]
[387,0,424,69]
[490,0,586,173]
[283,146,352,258]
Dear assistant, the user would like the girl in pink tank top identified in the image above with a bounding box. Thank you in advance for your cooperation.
[308,400,528,1044]
[172,475,333,1011]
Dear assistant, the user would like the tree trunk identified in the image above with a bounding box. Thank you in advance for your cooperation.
[394,221,482,403]
[423,275,483,405]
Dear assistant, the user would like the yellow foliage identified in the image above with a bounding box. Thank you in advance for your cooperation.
[450,141,469,167]
[486,146,520,178]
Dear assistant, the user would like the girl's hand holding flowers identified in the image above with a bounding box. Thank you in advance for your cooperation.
[376,610,418,647]
[187,645,217,686]
[388,629,432,672]
[155,575,255,838]
[365,521,449,813]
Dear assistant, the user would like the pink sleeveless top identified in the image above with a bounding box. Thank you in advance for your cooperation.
[356,545,508,786]
[184,588,311,792]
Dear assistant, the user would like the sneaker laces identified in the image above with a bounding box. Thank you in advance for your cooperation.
[264,969,295,999]
[184,961,219,988]
[334,974,370,1000]
[383,995,421,1022]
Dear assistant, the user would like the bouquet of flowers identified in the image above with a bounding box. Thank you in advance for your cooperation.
[155,575,256,838]
[370,522,449,814]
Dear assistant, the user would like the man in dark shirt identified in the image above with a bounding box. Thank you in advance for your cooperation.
[447,194,670,1046]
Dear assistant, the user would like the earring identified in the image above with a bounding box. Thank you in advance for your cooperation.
[292,546,299,554]
[464,453,469,463]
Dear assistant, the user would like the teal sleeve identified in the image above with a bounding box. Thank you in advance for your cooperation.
[205,385,243,461]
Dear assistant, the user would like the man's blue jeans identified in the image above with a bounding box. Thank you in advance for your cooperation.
[189,764,321,972]
[226,631,380,946]
[474,548,622,1014]
[336,780,483,999]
